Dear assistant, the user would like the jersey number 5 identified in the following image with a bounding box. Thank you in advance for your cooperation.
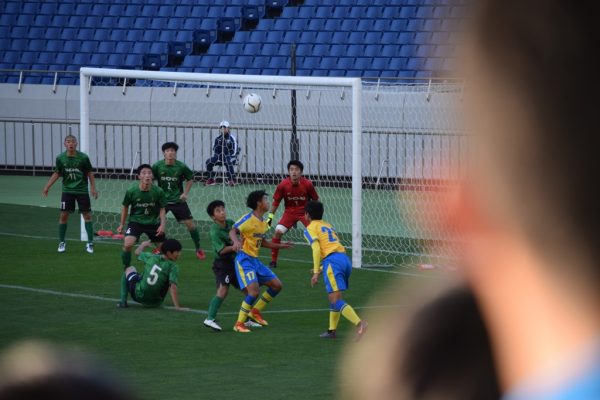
[147,264,162,285]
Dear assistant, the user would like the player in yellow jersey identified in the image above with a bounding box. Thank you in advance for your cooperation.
[229,190,292,333]
[304,200,367,340]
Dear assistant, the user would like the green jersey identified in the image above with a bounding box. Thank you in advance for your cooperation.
[54,151,93,194]
[122,184,167,225]
[209,219,235,261]
[134,252,179,307]
[151,160,194,204]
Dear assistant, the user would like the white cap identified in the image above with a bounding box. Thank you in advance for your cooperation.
[219,120,230,128]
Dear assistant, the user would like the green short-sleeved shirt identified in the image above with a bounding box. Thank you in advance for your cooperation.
[122,184,167,225]
[209,219,235,261]
[55,151,93,194]
[134,252,179,307]
[151,160,194,204]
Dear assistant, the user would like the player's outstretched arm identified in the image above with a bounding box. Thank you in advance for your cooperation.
[87,171,98,199]
[135,240,153,256]
[262,239,293,249]
[116,206,128,234]
[42,172,61,197]
[169,284,187,310]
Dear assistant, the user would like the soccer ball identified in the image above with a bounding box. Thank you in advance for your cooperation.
[243,93,262,113]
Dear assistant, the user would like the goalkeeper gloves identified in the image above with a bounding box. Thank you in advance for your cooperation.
[266,213,274,229]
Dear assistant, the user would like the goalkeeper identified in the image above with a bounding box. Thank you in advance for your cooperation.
[267,160,319,268]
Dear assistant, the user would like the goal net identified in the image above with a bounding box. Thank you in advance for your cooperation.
[80,68,463,270]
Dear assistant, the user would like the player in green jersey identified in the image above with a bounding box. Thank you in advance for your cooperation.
[123,238,186,309]
[117,164,167,308]
[152,142,206,260]
[202,200,259,331]
[42,135,98,254]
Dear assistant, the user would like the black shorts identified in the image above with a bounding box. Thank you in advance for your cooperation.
[125,222,165,243]
[166,202,193,222]
[126,271,141,302]
[61,193,91,213]
[212,258,240,289]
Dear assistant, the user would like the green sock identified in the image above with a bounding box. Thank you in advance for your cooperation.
[84,221,94,243]
[59,223,67,242]
[207,296,224,320]
[189,228,201,250]
[121,250,132,268]
[120,272,128,303]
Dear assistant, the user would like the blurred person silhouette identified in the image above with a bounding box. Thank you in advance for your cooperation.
[342,1,600,399]
[0,341,138,400]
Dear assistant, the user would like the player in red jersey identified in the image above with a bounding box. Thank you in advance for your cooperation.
[266,160,319,268]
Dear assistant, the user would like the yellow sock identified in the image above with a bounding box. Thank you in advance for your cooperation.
[341,304,361,325]
[237,301,252,323]
[329,311,341,331]
[252,291,274,312]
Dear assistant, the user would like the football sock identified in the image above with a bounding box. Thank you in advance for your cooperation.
[84,221,94,243]
[59,223,67,242]
[121,250,131,268]
[270,237,281,263]
[207,295,224,320]
[120,272,128,303]
[335,299,361,326]
[237,295,256,323]
[253,288,278,312]
[329,309,342,331]
[189,228,201,250]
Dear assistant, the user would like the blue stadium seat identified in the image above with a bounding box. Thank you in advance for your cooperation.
[117,17,134,30]
[28,39,45,52]
[72,53,91,66]
[336,57,353,69]
[176,31,193,42]
[108,4,125,16]
[251,56,268,69]
[141,5,158,17]
[414,32,431,45]
[399,6,416,19]
[126,30,143,42]
[243,43,260,56]
[323,19,341,31]
[81,40,97,53]
[0,26,9,39]
[312,43,329,57]
[225,6,242,18]
[49,15,67,28]
[399,32,415,45]
[329,69,346,77]
[74,3,91,15]
[269,56,287,69]
[4,2,20,14]
[110,30,126,42]
[349,6,366,18]
[0,14,16,26]
[93,29,110,41]
[191,6,208,17]
[124,54,142,68]
[295,43,312,56]
[262,43,279,55]
[278,43,292,56]
[333,6,349,18]
[16,14,34,26]
[346,44,363,57]
[133,42,151,54]
[274,19,291,31]
[143,30,159,42]
[150,18,167,30]
[390,18,408,32]
[329,44,346,57]
[372,57,389,70]
[158,5,174,17]
[116,41,133,54]
[354,57,371,70]
[234,55,253,68]
[22,2,39,14]
[56,52,72,66]
[268,31,286,43]
[407,57,424,71]
[320,56,337,70]
[134,17,150,30]
[224,43,243,55]
[364,45,382,57]
[366,6,383,18]
[9,39,26,51]
[298,6,316,18]
[340,19,358,32]
[174,5,191,17]
[249,31,267,42]
[63,40,80,52]
[21,52,36,64]
[299,31,316,43]
[159,30,176,42]
[150,42,167,54]
[356,19,373,31]
[98,42,116,54]
[332,31,349,44]
[316,6,333,18]
[77,28,94,41]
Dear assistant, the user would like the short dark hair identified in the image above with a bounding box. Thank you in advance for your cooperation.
[246,190,268,210]
[287,160,304,172]
[161,239,182,254]
[206,200,225,217]
[305,200,324,220]
[161,142,179,152]
[137,164,153,175]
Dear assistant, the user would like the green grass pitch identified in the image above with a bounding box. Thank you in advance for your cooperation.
[0,200,425,400]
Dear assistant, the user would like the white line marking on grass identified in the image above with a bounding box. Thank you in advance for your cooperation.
[0,231,440,279]
[0,284,406,315]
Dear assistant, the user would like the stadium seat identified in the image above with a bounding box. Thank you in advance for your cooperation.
[98,42,116,54]
[243,43,261,56]
[364,45,382,57]
[192,30,212,54]
[143,54,167,71]
[265,0,287,18]
[217,18,236,43]
[168,42,192,66]
[143,30,160,42]
[116,42,133,54]
[241,6,261,30]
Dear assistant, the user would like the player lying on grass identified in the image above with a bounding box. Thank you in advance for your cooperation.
[266,160,318,268]
[304,200,367,340]
[202,200,261,331]
[121,238,186,310]
[229,190,293,333]
[117,164,167,308]
[152,142,205,261]
[42,134,98,254]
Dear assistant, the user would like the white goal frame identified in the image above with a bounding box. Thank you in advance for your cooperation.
[79,67,363,268]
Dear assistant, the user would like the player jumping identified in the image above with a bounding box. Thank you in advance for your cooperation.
[266,160,318,268]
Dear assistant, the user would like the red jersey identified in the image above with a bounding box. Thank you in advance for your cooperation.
[272,177,318,215]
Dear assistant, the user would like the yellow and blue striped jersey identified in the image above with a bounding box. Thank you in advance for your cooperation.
[304,220,345,260]
[233,212,268,258]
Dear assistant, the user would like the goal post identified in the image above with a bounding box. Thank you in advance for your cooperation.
[79,67,364,268]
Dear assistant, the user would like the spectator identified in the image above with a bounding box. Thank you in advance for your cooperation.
[205,121,239,186]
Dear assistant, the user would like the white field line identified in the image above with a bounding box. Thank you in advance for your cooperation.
[0,283,406,315]
[0,231,438,279]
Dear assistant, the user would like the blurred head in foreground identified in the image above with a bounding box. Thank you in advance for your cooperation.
[342,1,600,399]
[0,341,137,400]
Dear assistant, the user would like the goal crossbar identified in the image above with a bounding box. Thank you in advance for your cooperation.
[79,67,364,268]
